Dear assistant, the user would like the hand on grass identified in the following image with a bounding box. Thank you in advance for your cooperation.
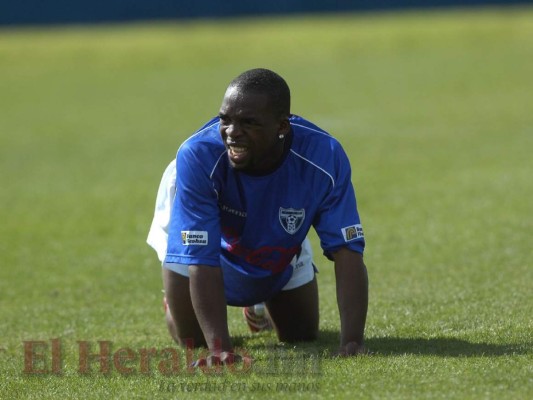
[190,351,253,369]
[337,341,369,357]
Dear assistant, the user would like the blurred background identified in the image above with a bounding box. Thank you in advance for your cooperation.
[1,0,530,25]
[0,1,531,398]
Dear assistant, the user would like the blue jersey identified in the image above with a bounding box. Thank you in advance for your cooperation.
[165,115,365,306]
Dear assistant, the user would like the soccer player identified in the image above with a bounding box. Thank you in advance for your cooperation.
[147,68,368,363]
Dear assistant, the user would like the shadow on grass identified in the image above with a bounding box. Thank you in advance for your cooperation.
[366,337,528,357]
[324,330,528,357]
[233,330,529,357]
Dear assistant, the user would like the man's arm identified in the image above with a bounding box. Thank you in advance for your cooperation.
[333,247,369,355]
[189,265,232,352]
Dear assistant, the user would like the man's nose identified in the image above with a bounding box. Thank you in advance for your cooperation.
[226,123,242,138]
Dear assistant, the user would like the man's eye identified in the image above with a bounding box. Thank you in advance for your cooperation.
[219,116,229,124]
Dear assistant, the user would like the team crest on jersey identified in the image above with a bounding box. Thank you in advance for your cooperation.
[341,224,364,242]
[279,207,305,235]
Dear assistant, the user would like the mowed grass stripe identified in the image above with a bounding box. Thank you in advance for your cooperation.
[0,7,531,400]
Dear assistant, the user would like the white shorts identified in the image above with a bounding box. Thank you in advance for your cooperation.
[146,160,316,292]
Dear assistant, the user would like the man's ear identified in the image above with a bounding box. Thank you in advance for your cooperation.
[279,118,291,135]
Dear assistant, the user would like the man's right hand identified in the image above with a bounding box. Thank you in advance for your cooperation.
[190,351,253,369]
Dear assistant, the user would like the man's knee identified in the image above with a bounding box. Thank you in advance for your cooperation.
[267,278,319,343]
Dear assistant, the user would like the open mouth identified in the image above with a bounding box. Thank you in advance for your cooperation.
[227,144,249,163]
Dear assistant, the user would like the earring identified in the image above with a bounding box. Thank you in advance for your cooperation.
[279,134,285,139]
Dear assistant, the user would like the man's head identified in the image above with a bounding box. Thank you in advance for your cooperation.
[219,68,292,174]
[228,68,291,118]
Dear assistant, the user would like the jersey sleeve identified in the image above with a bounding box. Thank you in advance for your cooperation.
[164,142,221,267]
[313,142,365,259]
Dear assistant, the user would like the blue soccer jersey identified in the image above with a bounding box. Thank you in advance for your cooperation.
[165,115,365,305]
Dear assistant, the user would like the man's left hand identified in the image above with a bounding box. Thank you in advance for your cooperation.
[337,341,369,356]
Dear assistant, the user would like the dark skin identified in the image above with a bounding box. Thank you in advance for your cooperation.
[163,85,369,357]
[218,85,291,174]
[163,249,368,355]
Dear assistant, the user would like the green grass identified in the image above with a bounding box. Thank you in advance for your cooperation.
[1,6,532,399]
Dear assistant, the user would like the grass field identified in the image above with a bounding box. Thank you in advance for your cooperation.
[1,6,532,399]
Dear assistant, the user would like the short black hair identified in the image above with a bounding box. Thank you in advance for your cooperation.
[228,68,291,117]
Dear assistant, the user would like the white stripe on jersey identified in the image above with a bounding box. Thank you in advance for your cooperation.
[289,149,335,188]
[210,150,228,179]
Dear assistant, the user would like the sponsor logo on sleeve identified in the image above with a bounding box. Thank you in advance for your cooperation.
[181,231,208,245]
[341,224,364,242]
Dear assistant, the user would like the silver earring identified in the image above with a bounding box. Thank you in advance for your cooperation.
[279,134,285,139]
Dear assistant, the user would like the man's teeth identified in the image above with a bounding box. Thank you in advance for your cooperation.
[230,146,246,154]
